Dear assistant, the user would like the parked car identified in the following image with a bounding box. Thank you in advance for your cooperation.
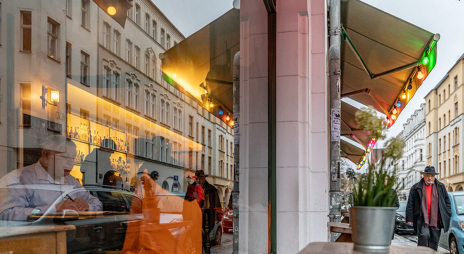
[395,200,414,234]
[439,191,464,254]
[222,208,233,233]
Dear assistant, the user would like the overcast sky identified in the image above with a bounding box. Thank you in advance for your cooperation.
[152,0,464,141]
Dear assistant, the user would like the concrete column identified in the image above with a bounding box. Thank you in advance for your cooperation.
[239,0,329,252]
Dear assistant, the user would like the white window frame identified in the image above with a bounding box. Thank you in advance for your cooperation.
[160,99,165,123]
[81,0,89,29]
[133,83,139,110]
[173,107,177,129]
[135,46,140,69]
[103,67,110,97]
[47,18,59,59]
[145,53,149,75]
[151,94,156,119]
[66,0,72,18]
[166,102,170,126]
[126,40,132,64]
[161,29,165,48]
[112,71,119,101]
[152,20,157,40]
[135,4,140,26]
[166,34,170,49]
[152,57,157,80]
[113,30,120,56]
[145,91,150,116]
[126,79,133,107]
[80,51,89,85]
[145,13,150,33]
[103,22,111,49]
[20,11,32,52]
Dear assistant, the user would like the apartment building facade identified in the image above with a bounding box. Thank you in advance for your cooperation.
[425,54,464,192]
[395,103,426,200]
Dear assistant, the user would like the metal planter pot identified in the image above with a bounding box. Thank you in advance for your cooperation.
[350,206,396,253]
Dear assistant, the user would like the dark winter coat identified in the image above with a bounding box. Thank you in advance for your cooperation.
[405,178,451,233]
[193,180,221,230]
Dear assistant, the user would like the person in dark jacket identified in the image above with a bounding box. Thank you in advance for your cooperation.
[406,166,451,251]
[192,170,221,253]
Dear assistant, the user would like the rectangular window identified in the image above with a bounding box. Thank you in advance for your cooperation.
[173,107,177,129]
[456,102,459,118]
[66,42,72,77]
[145,91,150,116]
[145,54,149,75]
[145,13,150,33]
[151,94,156,119]
[133,84,139,110]
[161,29,165,47]
[166,103,170,125]
[455,75,458,90]
[201,126,205,144]
[113,30,120,56]
[112,72,119,101]
[66,0,72,17]
[126,40,132,64]
[135,46,140,69]
[103,67,110,97]
[135,4,140,25]
[103,23,111,49]
[201,154,205,170]
[178,110,182,131]
[208,129,211,146]
[80,51,89,85]
[152,20,157,40]
[47,18,59,59]
[166,34,171,49]
[208,156,212,174]
[160,100,165,123]
[188,116,193,136]
[81,0,89,29]
[20,11,32,51]
[126,79,132,107]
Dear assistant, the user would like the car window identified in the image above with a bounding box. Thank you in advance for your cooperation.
[453,195,464,215]
[95,191,129,212]
[397,201,407,212]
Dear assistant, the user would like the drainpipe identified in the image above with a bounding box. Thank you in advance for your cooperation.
[232,51,240,254]
[328,0,342,242]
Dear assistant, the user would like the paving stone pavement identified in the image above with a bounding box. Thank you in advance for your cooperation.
[392,234,448,253]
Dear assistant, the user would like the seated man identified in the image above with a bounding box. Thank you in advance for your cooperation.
[0,135,102,221]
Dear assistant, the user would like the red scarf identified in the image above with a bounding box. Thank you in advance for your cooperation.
[421,181,439,230]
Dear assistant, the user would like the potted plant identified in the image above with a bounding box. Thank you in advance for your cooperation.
[349,107,405,253]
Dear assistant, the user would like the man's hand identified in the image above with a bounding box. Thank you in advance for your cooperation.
[407,222,413,226]
[73,197,90,211]
[56,200,79,212]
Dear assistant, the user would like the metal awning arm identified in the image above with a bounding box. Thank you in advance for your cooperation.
[350,134,367,149]
[341,26,422,80]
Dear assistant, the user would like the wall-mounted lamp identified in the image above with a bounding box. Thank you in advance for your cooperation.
[41,85,59,108]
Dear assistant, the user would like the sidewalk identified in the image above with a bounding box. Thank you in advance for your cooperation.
[391,234,448,253]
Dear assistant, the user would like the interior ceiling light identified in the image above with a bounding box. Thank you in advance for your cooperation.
[396,101,401,107]
[401,91,407,99]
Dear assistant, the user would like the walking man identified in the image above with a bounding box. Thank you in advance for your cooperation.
[406,166,451,251]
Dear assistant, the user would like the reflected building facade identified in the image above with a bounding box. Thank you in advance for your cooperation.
[0,0,234,205]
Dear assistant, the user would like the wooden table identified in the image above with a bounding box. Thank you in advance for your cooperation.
[299,242,437,254]
[0,225,75,254]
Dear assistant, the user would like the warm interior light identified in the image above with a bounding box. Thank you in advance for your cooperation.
[392,108,398,115]
[230,121,234,126]
[401,91,407,99]
[209,103,214,108]
[107,6,117,16]
[391,114,397,120]
[226,116,230,121]
[173,74,177,78]
[51,90,60,103]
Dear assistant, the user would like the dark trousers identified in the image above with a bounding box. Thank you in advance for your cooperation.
[418,224,441,251]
